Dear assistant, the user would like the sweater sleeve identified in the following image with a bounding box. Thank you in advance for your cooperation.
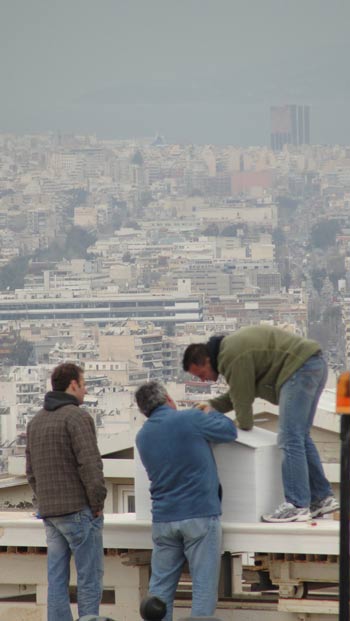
[67,412,107,513]
[209,391,234,414]
[190,408,237,443]
[221,355,256,430]
[209,355,256,430]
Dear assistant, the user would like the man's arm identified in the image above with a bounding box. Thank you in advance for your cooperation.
[68,411,107,515]
[209,391,233,414]
[211,357,256,430]
[191,408,237,443]
[206,395,253,430]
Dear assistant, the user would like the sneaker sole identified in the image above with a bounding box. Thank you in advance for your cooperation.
[311,506,339,518]
[261,514,311,523]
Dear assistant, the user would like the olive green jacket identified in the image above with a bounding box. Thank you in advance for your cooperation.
[209,326,321,430]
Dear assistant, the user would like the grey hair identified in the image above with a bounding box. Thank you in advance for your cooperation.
[135,381,168,417]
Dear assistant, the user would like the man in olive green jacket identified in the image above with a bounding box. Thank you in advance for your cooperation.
[183,325,338,523]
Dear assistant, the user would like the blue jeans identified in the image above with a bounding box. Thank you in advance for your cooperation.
[278,353,332,508]
[44,507,104,621]
[149,516,221,621]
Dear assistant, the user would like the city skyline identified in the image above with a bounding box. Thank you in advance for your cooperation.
[1,0,350,145]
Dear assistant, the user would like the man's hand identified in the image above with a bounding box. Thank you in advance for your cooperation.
[236,422,253,431]
[194,402,215,413]
[94,510,103,518]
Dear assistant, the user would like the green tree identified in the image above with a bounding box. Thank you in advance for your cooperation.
[221,224,238,237]
[8,339,34,365]
[327,253,345,287]
[0,256,30,290]
[65,188,88,207]
[311,268,327,294]
[311,220,340,249]
[203,223,219,236]
[272,227,286,245]
[34,240,65,262]
[9,213,27,232]
[131,150,144,166]
[282,272,292,290]
[64,226,96,259]
[61,188,89,220]
[277,196,298,210]
[140,191,153,207]
[124,220,141,230]
[122,251,135,263]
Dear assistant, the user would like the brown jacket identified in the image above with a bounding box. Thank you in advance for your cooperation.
[26,392,106,517]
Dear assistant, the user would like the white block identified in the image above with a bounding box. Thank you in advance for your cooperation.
[135,427,284,523]
[213,427,284,522]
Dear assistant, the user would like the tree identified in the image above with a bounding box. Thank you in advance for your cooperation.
[311,220,340,249]
[277,196,298,210]
[203,223,219,236]
[124,220,141,230]
[0,256,30,290]
[65,188,88,207]
[282,272,292,290]
[110,211,123,231]
[34,240,65,262]
[140,191,153,207]
[9,213,27,232]
[61,188,88,217]
[122,251,135,263]
[221,224,238,237]
[7,339,34,365]
[327,253,345,288]
[272,228,286,245]
[64,226,96,259]
[311,268,327,294]
[131,150,144,166]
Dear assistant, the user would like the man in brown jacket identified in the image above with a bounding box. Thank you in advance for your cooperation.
[26,362,106,621]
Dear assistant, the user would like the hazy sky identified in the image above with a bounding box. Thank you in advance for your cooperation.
[1,0,350,145]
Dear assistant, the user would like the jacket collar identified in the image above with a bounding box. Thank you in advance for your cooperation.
[44,391,80,411]
[207,335,225,374]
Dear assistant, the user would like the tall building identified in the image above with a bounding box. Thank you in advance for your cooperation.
[270,104,311,151]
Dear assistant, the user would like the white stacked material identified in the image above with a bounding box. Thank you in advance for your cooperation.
[213,427,283,522]
[135,426,284,523]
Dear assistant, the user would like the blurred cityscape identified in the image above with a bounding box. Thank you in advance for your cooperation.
[0,121,348,479]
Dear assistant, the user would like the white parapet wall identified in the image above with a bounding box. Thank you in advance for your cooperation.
[0,512,341,621]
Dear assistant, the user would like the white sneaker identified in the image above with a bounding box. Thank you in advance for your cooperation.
[261,502,311,523]
[310,495,339,518]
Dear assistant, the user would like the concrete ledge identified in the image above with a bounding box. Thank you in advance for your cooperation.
[0,513,340,555]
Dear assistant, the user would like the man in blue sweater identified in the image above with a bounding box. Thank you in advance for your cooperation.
[135,381,237,621]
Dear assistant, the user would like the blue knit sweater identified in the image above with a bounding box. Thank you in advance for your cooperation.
[136,405,237,522]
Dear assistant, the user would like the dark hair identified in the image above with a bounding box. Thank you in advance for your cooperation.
[51,363,84,392]
[135,381,168,417]
[182,343,210,371]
